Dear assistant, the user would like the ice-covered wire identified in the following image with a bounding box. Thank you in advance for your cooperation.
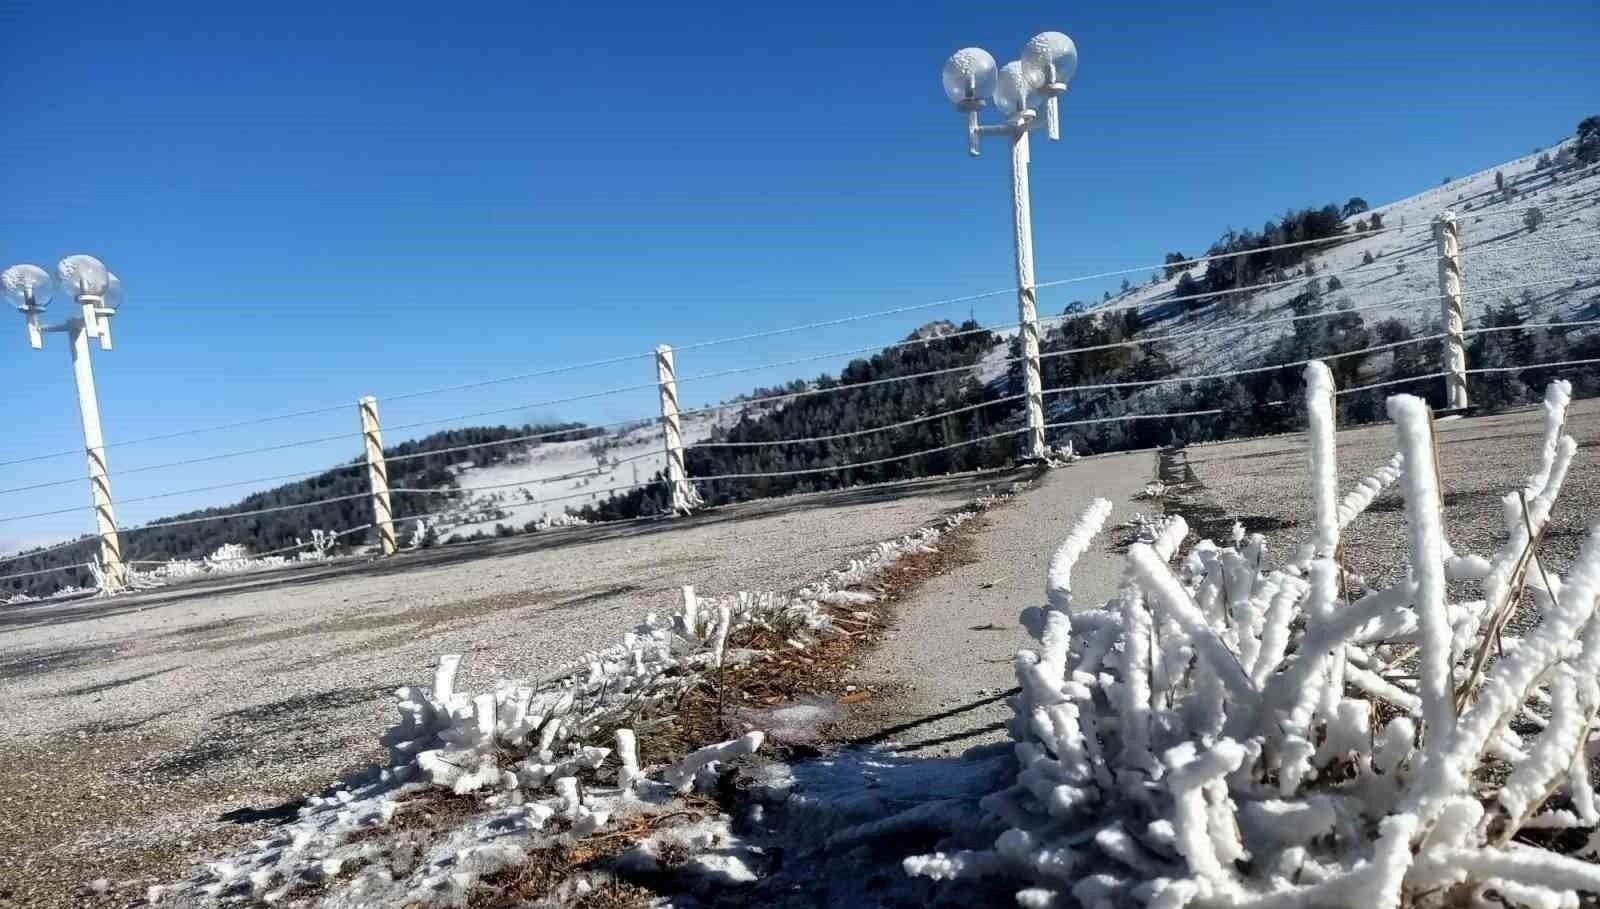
[381,351,658,404]
[0,562,92,584]
[14,293,1590,522]
[104,492,376,536]
[1467,356,1600,377]
[666,225,1423,357]
[1335,371,1452,397]
[0,431,361,498]
[1027,223,1421,294]
[691,428,1029,482]
[1038,332,1450,400]
[691,393,1028,449]
[390,478,657,506]
[0,402,359,469]
[1043,408,1225,432]
[0,534,95,568]
[379,417,657,467]
[677,271,1595,421]
[381,380,665,436]
[1458,202,1582,221]
[0,349,684,471]
[1461,231,1600,255]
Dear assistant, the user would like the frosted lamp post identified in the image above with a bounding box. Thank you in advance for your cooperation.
[941,31,1078,462]
[3,256,128,590]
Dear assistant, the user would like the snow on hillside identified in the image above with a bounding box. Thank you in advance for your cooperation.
[424,407,755,540]
[1058,139,1599,408]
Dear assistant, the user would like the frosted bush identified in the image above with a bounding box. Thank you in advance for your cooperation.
[907,366,1600,908]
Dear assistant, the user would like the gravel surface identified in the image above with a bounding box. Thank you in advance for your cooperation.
[840,397,1600,764]
[0,470,1024,909]
[1177,397,1600,592]
[843,450,1156,756]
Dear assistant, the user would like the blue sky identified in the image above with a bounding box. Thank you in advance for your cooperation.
[2,0,1596,551]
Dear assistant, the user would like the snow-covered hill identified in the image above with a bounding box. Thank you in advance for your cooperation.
[1069,139,1599,397]
[422,407,762,541]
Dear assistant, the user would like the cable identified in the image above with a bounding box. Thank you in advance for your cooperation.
[1461,231,1600,256]
[9,270,1593,525]
[668,252,1442,391]
[0,403,359,469]
[1027,224,1424,297]
[381,380,664,436]
[113,465,367,509]
[1466,356,1600,377]
[669,287,1022,355]
[102,492,376,536]
[664,225,1425,357]
[1458,203,1593,222]
[692,428,1029,482]
[0,534,98,570]
[383,351,658,405]
[0,562,92,585]
[0,353,678,471]
[1461,317,1600,339]
[1334,371,1450,397]
[380,418,652,468]
[1042,408,1227,432]
[0,431,361,498]
[663,269,1597,422]
[691,393,1028,449]
[1037,334,1437,400]
[391,478,658,507]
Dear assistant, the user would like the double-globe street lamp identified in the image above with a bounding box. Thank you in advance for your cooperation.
[941,31,1077,461]
[3,256,128,590]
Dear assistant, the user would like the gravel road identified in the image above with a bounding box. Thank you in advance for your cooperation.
[0,470,1024,909]
[843,450,1156,756]
[1178,396,1600,590]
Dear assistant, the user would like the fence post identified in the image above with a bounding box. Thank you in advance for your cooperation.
[1432,210,1470,410]
[1009,128,1048,461]
[358,395,398,556]
[655,344,694,516]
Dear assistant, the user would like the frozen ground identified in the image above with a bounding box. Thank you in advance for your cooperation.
[0,469,1020,909]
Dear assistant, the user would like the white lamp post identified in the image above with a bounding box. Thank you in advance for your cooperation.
[3,256,128,591]
[941,32,1078,462]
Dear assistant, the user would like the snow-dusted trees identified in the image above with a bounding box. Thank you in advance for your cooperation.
[910,366,1600,908]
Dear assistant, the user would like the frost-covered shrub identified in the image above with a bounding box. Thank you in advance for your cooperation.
[909,366,1600,908]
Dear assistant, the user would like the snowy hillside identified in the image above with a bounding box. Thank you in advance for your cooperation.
[1077,141,1595,388]
[423,407,760,541]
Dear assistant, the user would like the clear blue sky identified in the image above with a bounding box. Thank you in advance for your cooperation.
[2,0,1595,552]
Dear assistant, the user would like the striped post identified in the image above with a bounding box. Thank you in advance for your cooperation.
[1010,128,1048,461]
[656,344,694,515]
[1432,211,1470,410]
[358,395,398,556]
